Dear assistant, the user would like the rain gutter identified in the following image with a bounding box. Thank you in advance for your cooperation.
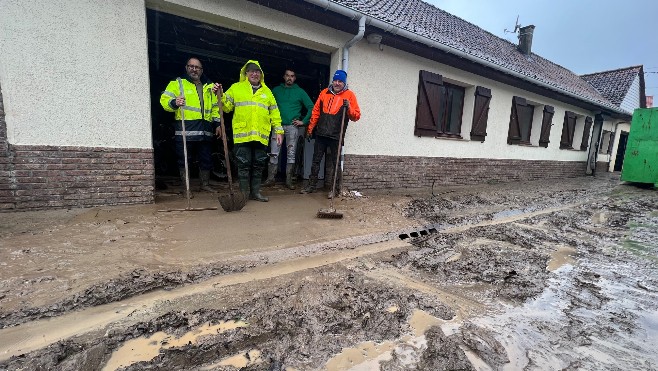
[303,0,627,116]
[342,15,366,72]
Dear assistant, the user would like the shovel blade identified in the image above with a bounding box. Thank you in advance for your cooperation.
[218,192,247,212]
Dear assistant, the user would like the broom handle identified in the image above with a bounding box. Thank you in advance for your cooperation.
[216,87,236,195]
[177,78,192,209]
[330,101,348,209]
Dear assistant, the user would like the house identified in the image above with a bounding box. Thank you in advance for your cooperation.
[0,0,638,210]
[581,66,647,172]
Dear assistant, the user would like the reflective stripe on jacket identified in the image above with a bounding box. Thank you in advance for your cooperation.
[160,77,220,141]
[222,60,283,146]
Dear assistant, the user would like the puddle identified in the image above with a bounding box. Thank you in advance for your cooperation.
[546,245,577,271]
[103,320,248,371]
[201,349,263,369]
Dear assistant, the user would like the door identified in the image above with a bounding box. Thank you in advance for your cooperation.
[614,132,629,172]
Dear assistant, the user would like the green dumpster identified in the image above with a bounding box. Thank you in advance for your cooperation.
[621,108,658,187]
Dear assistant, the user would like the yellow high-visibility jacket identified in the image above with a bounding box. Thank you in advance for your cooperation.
[160,77,220,141]
[222,60,283,145]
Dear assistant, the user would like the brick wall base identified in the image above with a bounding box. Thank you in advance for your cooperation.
[342,155,588,190]
[595,161,609,174]
[0,145,154,211]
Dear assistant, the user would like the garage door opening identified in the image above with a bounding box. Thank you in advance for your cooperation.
[146,9,331,192]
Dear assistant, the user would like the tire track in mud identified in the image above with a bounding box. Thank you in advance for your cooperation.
[0,201,584,363]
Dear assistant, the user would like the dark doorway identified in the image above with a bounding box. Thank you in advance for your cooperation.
[614,131,629,172]
[146,9,330,183]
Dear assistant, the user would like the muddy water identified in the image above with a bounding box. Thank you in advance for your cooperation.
[2,176,657,370]
[103,320,249,371]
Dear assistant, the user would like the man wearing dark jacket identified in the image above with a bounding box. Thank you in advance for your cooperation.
[160,57,221,197]
[302,70,361,198]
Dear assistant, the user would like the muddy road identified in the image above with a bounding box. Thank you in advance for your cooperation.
[0,175,656,370]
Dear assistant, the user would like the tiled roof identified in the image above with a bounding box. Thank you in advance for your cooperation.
[581,66,642,107]
[331,0,621,112]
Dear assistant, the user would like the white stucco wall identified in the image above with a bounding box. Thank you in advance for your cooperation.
[344,43,594,161]
[0,0,152,148]
[147,0,348,58]
[620,74,641,114]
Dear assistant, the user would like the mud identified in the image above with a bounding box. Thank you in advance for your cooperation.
[1,175,657,370]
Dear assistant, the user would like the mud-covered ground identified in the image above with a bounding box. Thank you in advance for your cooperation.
[1,174,657,370]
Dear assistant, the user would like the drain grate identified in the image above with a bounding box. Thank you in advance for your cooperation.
[398,226,438,240]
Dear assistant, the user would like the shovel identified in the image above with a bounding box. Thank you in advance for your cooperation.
[159,78,218,212]
[216,86,246,212]
[317,100,348,219]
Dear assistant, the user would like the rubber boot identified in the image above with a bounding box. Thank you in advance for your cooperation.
[300,176,317,194]
[263,163,278,187]
[199,170,215,193]
[250,174,269,202]
[238,177,250,197]
[179,168,193,199]
[285,163,295,190]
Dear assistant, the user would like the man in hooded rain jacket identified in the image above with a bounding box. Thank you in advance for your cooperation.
[160,57,221,198]
[218,60,283,202]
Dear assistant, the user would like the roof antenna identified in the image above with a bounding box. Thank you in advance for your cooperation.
[504,15,520,34]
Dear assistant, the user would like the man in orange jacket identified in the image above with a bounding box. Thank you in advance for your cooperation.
[301,70,361,198]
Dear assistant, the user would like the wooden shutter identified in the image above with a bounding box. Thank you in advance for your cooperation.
[414,70,443,137]
[560,111,576,149]
[580,116,593,150]
[508,96,526,144]
[538,105,554,148]
[607,132,614,154]
[470,86,491,141]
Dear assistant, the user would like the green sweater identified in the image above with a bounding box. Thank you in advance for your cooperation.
[272,83,314,126]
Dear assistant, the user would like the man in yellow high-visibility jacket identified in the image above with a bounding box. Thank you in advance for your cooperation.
[217,60,283,202]
[160,57,221,197]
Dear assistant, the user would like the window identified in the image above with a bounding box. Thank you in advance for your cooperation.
[508,96,535,145]
[599,131,613,154]
[560,112,592,150]
[414,70,466,138]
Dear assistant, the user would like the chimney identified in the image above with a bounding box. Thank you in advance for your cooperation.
[518,25,535,55]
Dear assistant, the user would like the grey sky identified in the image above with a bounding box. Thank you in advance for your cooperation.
[425,0,657,101]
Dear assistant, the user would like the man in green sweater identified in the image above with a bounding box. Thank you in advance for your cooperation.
[264,68,314,189]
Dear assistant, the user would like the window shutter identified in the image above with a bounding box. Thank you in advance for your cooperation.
[507,96,526,144]
[538,105,554,148]
[580,116,593,150]
[607,132,614,154]
[470,86,491,141]
[560,111,576,149]
[414,70,444,137]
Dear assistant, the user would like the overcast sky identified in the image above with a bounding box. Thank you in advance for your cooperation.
[425,0,657,101]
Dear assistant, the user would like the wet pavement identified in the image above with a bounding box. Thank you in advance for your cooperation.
[0,174,657,370]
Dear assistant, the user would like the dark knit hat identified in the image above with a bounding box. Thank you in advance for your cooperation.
[332,70,347,84]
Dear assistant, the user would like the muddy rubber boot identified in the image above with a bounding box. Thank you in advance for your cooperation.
[285,163,295,190]
[179,168,194,199]
[199,170,215,193]
[300,176,317,194]
[238,177,250,198]
[250,175,269,202]
[262,163,278,187]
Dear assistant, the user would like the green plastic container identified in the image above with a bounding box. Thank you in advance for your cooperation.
[621,108,658,187]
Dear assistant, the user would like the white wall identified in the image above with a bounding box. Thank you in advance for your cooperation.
[620,74,641,114]
[0,0,152,148]
[344,43,594,161]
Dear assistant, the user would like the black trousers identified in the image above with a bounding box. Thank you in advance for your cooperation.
[175,140,213,171]
[310,136,339,186]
